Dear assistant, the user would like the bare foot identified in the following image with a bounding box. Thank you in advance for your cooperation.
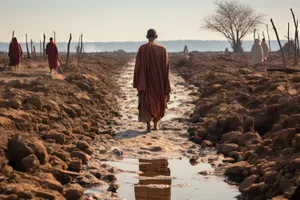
[153,122,158,131]
[146,122,151,133]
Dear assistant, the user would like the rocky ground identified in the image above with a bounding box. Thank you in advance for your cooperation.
[0,52,132,200]
[171,52,300,200]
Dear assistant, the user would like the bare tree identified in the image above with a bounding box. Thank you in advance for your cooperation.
[202,0,265,53]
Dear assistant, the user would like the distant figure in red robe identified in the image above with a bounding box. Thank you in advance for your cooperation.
[134,29,171,132]
[46,37,59,74]
[8,37,23,71]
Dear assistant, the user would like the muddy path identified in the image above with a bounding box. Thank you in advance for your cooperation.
[86,61,239,200]
[110,61,199,158]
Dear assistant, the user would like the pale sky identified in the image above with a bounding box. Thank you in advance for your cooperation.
[0,0,299,42]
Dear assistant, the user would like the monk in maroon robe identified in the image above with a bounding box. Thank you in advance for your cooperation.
[8,37,23,71]
[134,29,171,132]
[46,37,59,74]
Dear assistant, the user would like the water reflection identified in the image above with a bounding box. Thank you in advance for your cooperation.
[135,159,171,200]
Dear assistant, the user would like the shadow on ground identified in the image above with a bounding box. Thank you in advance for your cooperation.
[114,129,148,139]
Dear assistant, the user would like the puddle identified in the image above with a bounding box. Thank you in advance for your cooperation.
[104,158,239,200]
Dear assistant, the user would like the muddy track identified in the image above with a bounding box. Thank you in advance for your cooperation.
[86,61,239,200]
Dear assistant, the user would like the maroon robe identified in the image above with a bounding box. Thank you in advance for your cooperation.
[46,41,59,70]
[133,42,171,122]
[8,39,22,66]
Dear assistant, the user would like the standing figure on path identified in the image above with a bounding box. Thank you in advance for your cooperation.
[261,38,269,61]
[46,37,59,74]
[183,45,189,59]
[133,29,171,132]
[8,37,23,71]
[251,39,264,66]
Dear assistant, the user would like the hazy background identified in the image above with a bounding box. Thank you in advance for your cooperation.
[0,0,298,52]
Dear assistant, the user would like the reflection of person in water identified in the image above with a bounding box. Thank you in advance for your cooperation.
[135,159,171,200]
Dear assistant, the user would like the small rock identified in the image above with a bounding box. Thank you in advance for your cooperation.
[76,141,90,150]
[107,184,119,193]
[239,175,259,192]
[68,160,82,172]
[217,143,239,156]
[189,156,200,166]
[264,171,278,185]
[201,140,213,147]
[222,131,243,144]
[44,132,66,145]
[64,185,84,200]
[21,154,40,171]
[150,146,162,152]
[225,161,249,177]
[70,151,89,164]
[112,149,124,157]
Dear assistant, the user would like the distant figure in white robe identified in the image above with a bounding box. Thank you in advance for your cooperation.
[183,45,189,59]
[251,39,264,66]
[261,38,269,61]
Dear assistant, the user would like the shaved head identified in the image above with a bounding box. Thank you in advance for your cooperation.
[147,29,157,40]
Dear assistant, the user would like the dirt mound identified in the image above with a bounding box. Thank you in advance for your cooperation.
[172,52,300,199]
[0,52,132,199]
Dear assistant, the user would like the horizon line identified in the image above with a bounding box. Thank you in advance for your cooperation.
[0,39,287,43]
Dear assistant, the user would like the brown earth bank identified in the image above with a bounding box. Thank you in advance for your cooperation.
[0,52,133,200]
[171,52,300,200]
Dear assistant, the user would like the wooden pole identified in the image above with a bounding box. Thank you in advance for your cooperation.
[80,33,83,57]
[266,24,272,57]
[66,34,72,68]
[25,34,31,59]
[30,39,33,55]
[271,19,287,67]
[43,34,46,58]
[291,9,299,65]
[288,22,291,60]
[296,20,299,65]
[11,31,15,41]
[76,36,80,58]
[53,31,56,42]
[33,46,36,60]
[40,41,42,58]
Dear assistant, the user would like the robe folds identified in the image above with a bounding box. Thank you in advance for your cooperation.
[251,39,264,66]
[8,41,22,66]
[46,41,59,70]
[133,42,171,123]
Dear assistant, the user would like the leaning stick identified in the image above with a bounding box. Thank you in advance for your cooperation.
[291,9,299,65]
[66,33,72,68]
[11,30,14,40]
[266,24,272,57]
[43,34,46,59]
[25,34,31,59]
[271,19,287,67]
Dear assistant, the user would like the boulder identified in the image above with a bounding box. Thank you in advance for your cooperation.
[217,143,239,156]
[222,131,243,144]
[21,154,40,171]
[6,134,48,170]
[64,184,84,200]
[238,132,262,146]
[239,174,259,192]
[292,134,300,149]
[225,161,249,177]
[70,151,89,164]
[44,132,66,145]
[201,140,213,147]
[68,160,82,172]
[284,158,300,173]
[264,171,278,185]
[76,141,90,150]
[26,95,43,109]
[9,99,22,109]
